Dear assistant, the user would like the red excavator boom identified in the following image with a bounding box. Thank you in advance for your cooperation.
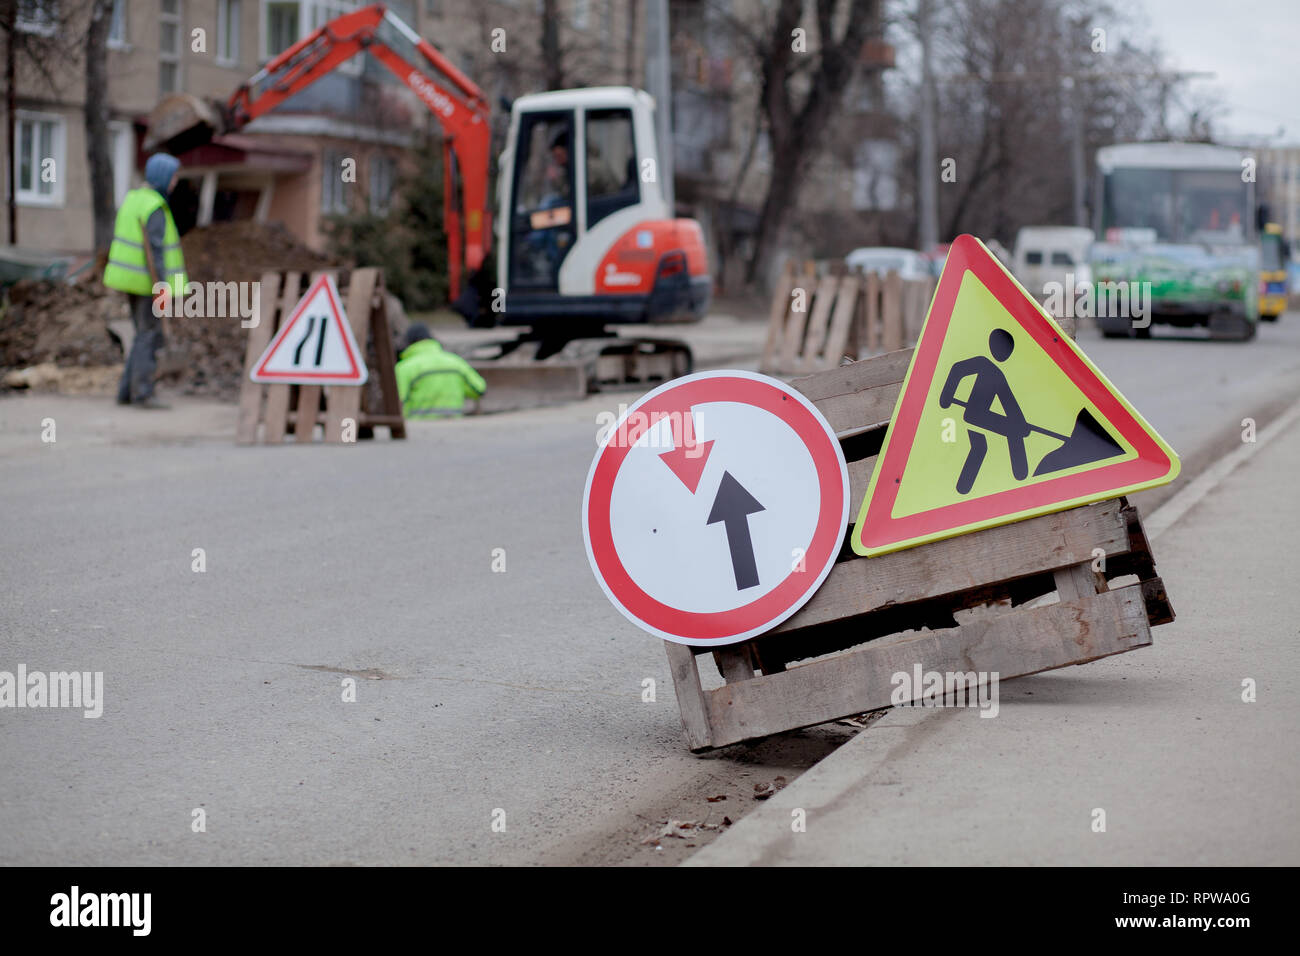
[192,3,491,300]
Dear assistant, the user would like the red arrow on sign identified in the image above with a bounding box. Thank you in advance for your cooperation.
[659,408,714,493]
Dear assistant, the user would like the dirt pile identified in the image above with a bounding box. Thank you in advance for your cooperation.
[1,221,343,399]
[181,220,339,283]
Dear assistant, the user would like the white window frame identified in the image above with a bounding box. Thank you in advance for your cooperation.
[108,0,129,48]
[13,111,66,207]
[16,0,58,36]
[321,148,353,214]
[217,0,241,66]
[159,0,183,95]
[262,1,360,75]
[108,121,133,207]
[368,154,394,214]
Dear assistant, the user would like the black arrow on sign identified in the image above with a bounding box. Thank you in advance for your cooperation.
[707,471,765,591]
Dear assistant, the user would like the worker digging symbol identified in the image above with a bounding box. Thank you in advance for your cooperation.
[939,328,1126,495]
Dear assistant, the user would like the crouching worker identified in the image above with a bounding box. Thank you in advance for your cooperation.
[103,152,187,409]
[395,323,487,418]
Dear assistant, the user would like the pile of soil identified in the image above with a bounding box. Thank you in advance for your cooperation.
[1,221,343,399]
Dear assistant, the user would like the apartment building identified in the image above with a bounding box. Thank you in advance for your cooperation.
[3,0,630,254]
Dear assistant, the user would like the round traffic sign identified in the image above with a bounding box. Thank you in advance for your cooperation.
[582,370,849,646]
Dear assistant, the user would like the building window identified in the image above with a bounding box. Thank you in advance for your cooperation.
[572,0,588,30]
[16,0,58,35]
[369,155,395,214]
[321,149,353,214]
[108,0,128,46]
[264,1,360,74]
[13,112,65,206]
[159,0,183,95]
[108,121,133,206]
[217,0,241,64]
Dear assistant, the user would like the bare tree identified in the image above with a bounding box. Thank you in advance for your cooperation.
[541,0,564,90]
[744,0,881,286]
[85,0,114,251]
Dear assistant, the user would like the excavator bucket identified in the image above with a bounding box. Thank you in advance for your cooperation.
[143,93,225,154]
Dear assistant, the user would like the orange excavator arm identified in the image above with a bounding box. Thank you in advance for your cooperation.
[223,3,491,300]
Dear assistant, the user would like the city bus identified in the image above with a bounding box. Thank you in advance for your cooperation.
[1089,142,1259,341]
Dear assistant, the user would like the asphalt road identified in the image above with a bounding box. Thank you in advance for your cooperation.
[2,316,1298,865]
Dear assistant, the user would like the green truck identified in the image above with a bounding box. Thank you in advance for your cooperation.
[1089,142,1259,341]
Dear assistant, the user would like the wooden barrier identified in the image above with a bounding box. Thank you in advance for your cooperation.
[236,267,406,444]
[760,259,937,376]
[664,346,1173,752]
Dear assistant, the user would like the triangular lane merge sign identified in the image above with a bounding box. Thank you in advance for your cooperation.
[250,274,368,386]
[852,234,1179,557]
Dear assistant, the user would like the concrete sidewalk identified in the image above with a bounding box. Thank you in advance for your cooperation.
[687,404,1300,866]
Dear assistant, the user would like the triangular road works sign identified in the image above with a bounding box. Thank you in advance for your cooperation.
[852,234,1179,557]
[250,274,368,385]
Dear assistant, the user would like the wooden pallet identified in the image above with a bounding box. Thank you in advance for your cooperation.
[235,267,406,444]
[665,347,1174,752]
[760,260,938,376]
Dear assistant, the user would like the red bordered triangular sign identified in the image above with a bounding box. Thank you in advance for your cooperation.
[852,234,1179,557]
[250,274,368,386]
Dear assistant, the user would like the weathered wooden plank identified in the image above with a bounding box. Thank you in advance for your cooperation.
[760,262,796,373]
[294,386,322,441]
[880,270,904,351]
[664,640,712,751]
[262,271,302,444]
[821,273,861,369]
[863,271,881,351]
[778,275,823,373]
[903,277,936,343]
[235,271,281,444]
[713,646,755,684]
[774,498,1131,635]
[695,583,1151,751]
[846,455,877,520]
[1054,562,1098,602]
[790,347,912,436]
[797,275,840,374]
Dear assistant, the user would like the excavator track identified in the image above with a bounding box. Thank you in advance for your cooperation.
[465,334,693,413]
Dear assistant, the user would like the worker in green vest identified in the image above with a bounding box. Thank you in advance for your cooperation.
[103,152,188,409]
[395,323,487,418]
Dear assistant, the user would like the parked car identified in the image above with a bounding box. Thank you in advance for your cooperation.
[845,247,932,281]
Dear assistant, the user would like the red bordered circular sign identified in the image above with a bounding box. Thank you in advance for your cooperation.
[582,370,849,646]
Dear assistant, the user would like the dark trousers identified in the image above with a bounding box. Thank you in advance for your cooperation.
[117,294,162,404]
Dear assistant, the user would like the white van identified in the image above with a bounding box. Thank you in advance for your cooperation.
[1012,227,1094,301]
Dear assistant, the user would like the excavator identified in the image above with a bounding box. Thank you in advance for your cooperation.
[145,2,711,404]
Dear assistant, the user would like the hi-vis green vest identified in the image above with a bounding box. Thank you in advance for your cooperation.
[103,187,187,296]
[395,339,487,418]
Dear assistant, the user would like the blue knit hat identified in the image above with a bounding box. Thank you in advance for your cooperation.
[145,153,181,193]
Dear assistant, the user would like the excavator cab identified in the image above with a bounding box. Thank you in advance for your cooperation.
[496,88,711,331]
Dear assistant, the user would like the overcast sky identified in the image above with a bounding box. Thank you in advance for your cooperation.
[1135,0,1299,143]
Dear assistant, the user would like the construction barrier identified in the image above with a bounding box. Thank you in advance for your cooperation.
[760,260,938,376]
[236,267,406,444]
[664,344,1173,752]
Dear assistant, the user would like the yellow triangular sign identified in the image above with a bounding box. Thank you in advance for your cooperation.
[852,235,1179,557]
